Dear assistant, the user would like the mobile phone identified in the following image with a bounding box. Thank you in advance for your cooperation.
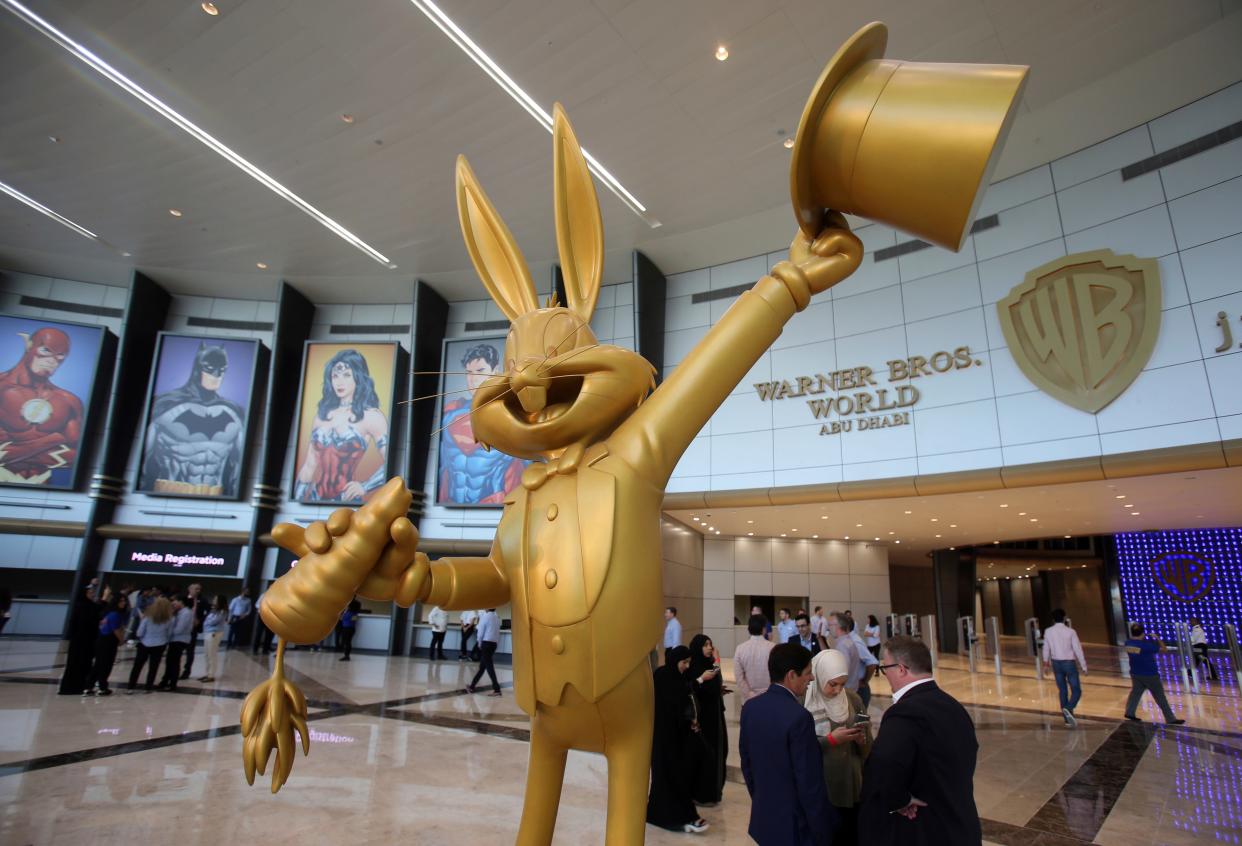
[854,713,871,724]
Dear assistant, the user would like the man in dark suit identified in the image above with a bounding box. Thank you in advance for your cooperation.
[739,643,837,845]
[788,613,821,655]
[860,635,981,845]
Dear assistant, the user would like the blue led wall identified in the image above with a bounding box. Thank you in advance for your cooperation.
[1116,528,1242,645]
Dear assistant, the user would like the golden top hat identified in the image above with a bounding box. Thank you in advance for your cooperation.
[791,22,1029,252]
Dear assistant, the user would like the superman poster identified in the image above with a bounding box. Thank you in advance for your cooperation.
[435,336,528,507]
[136,333,261,499]
[0,314,109,490]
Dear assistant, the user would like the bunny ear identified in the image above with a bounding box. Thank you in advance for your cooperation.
[456,154,538,322]
[552,104,603,322]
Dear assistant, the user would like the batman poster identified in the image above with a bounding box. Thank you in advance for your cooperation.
[136,333,262,499]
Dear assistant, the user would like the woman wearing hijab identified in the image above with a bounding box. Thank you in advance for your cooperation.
[687,634,727,806]
[804,648,872,845]
[647,645,710,834]
[57,584,101,695]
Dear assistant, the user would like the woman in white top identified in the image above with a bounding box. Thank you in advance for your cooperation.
[863,615,882,659]
[1189,618,1219,681]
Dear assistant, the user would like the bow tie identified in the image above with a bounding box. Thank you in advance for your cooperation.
[521,443,587,491]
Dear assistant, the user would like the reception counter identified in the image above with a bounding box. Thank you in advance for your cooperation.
[410,623,513,658]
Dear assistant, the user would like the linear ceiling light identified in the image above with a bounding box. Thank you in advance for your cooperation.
[1,0,395,267]
[1,178,101,242]
[408,0,660,228]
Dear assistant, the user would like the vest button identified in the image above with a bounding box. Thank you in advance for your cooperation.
[551,635,565,654]
[547,504,558,521]
[545,569,558,589]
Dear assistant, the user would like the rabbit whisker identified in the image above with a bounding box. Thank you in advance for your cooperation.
[539,342,599,374]
[539,314,593,365]
[426,386,515,440]
[400,375,590,407]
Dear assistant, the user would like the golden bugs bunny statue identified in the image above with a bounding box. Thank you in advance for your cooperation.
[241,21,1027,845]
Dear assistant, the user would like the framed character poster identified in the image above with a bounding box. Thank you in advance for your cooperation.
[0,313,110,490]
[136,333,262,499]
[292,342,399,506]
[435,336,529,507]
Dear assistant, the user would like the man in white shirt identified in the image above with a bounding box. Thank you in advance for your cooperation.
[226,587,252,650]
[846,617,880,711]
[829,612,864,692]
[459,609,479,661]
[427,606,448,660]
[775,608,798,644]
[810,606,829,650]
[1041,608,1088,727]
[733,615,776,703]
[663,607,682,658]
[467,608,502,696]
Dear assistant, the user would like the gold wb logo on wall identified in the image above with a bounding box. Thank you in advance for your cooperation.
[997,249,1161,413]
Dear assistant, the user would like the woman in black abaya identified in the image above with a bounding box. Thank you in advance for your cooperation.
[687,634,727,806]
[647,645,709,834]
[57,585,100,695]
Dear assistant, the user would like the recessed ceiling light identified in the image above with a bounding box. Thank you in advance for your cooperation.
[0,179,100,242]
[949,546,955,550]
[340,113,355,124]
[999,504,1008,508]
[256,262,268,269]
[714,530,720,534]
[791,528,798,532]
[406,0,656,226]
[201,2,219,15]
[874,537,880,541]
[820,515,827,520]
[747,532,753,536]
[747,519,754,524]
[782,136,794,149]
[4,0,395,265]
[888,531,894,535]
[844,535,850,540]
[780,533,787,537]
[1018,512,1026,516]
[993,540,999,544]
[950,524,957,528]
[715,45,729,61]
[168,208,183,217]
[855,523,862,528]
[692,517,699,522]
[1115,495,1126,499]
[1123,503,1134,508]
[935,534,941,538]
[904,510,912,515]
[1131,512,1141,516]
[894,540,900,544]
[120,250,131,256]
[812,534,818,539]
[1029,518,1037,522]
[1064,535,1071,539]
[930,518,938,522]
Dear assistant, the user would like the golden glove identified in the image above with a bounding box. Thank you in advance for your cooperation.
[770,212,864,307]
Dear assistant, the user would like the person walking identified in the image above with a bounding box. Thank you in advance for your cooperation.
[863,615,882,659]
[647,645,710,834]
[687,634,727,807]
[805,649,871,846]
[428,605,448,660]
[734,614,775,704]
[84,593,129,696]
[1041,608,1088,727]
[338,600,360,661]
[1190,618,1219,681]
[739,643,836,845]
[158,596,193,691]
[845,618,879,711]
[467,608,501,696]
[198,595,227,682]
[226,587,252,650]
[663,606,682,657]
[1124,622,1186,725]
[860,636,981,845]
[127,597,173,693]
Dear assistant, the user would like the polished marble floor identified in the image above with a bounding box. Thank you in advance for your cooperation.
[1,637,1240,845]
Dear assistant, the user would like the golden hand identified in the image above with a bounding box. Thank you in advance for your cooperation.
[356,518,430,607]
[264,477,413,644]
[771,211,864,304]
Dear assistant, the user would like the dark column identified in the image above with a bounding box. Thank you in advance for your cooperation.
[998,580,1017,635]
[931,548,975,652]
[66,272,170,635]
[632,250,666,381]
[551,265,568,307]
[1031,570,1052,629]
[242,283,314,600]
[1098,535,1126,645]
[392,280,449,656]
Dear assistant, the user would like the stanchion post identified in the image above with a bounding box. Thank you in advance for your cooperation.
[922,614,938,671]
[1225,624,1242,687]
[1025,617,1043,680]
[986,616,1002,675]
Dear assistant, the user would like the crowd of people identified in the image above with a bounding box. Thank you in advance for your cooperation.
[57,580,234,695]
[652,607,977,844]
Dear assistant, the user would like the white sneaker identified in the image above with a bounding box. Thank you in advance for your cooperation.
[682,819,709,834]
[1062,707,1077,728]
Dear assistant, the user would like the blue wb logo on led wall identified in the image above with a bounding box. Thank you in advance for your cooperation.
[1116,528,1241,645]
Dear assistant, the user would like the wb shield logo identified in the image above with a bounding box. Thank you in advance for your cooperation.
[997,250,1161,413]
[1151,552,1214,602]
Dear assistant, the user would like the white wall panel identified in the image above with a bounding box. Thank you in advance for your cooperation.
[914,400,1001,455]
[1058,171,1165,235]
[1167,174,1242,249]
[898,236,977,282]
[1181,233,1242,303]
[1205,352,1242,417]
[1050,126,1153,190]
[833,285,905,338]
[1064,204,1178,258]
[974,195,1064,260]
[901,267,982,323]
[978,165,1055,216]
[1094,361,1215,433]
[977,238,1068,306]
